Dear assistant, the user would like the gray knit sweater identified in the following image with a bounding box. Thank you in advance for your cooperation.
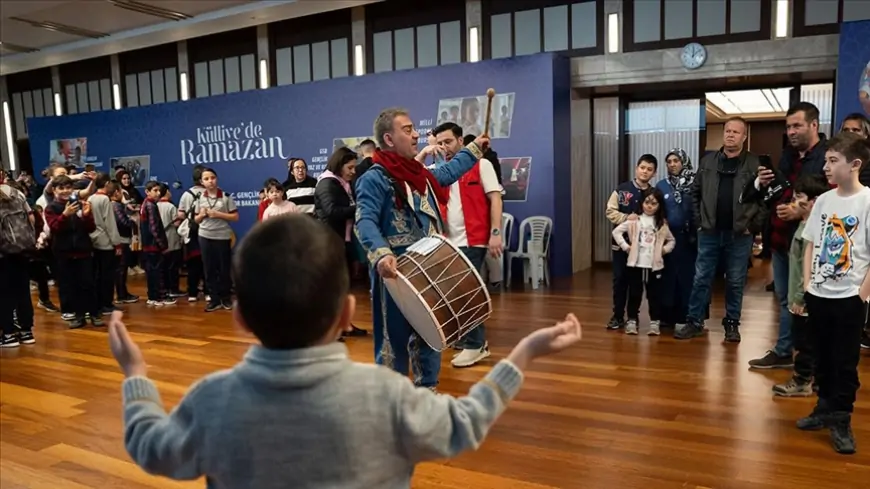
[121,342,524,489]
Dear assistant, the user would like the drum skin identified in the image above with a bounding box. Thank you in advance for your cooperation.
[391,235,491,350]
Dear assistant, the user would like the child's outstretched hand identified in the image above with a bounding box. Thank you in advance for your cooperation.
[508,314,582,370]
[108,311,147,378]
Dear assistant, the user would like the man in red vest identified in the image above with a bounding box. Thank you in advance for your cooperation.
[432,122,504,367]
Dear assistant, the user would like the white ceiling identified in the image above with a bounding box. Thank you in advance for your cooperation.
[706,88,791,117]
[1,0,380,75]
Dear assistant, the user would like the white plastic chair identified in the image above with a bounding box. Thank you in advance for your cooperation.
[506,216,552,289]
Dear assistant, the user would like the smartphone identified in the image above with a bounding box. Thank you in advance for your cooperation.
[69,193,78,203]
[758,155,773,171]
[84,164,95,172]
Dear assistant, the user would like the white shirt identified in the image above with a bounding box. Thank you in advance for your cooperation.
[635,214,657,269]
[445,158,502,248]
[802,187,870,299]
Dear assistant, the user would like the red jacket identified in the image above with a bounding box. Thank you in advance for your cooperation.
[439,162,492,247]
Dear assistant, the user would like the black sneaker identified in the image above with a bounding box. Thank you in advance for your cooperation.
[91,315,105,327]
[205,301,222,312]
[748,350,794,369]
[723,319,741,343]
[0,333,20,348]
[221,300,233,310]
[18,330,35,345]
[68,317,86,329]
[674,321,704,340]
[61,312,76,321]
[606,316,625,330]
[116,295,140,304]
[797,407,835,431]
[37,300,59,312]
[343,325,368,337]
[830,415,856,454]
[861,331,870,350]
[101,306,118,316]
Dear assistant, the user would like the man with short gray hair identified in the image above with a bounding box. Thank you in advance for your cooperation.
[355,107,490,389]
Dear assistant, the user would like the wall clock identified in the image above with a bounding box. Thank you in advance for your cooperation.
[680,42,707,70]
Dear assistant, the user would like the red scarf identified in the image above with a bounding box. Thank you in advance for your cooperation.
[372,150,448,208]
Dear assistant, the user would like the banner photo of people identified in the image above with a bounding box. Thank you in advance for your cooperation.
[333,136,375,152]
[109,155,151,187]
[835,21,870,122]
[49,137,87,166]
[499,157,532,202]
[436,92,515,138]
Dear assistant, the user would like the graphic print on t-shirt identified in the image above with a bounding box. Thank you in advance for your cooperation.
[812,212,859,286]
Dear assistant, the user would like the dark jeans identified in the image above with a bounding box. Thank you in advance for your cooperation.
[93,249,117,310]
[55,255,98,318]
[660,233,696,324]
[792,314,814,382]
[28,257,51,304]
[611,249,629,319]
[456,246,487,349]
[806,293,867,413]
[142,252,164,301]
[186,254,205,298]
[199,237,232,303]
[115,244,131,299]
[0,255,34,334]
[162,249,183,294]
[626,267,663,321]
[687,231,753,324]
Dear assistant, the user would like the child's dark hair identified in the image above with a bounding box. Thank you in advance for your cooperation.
[262,177,280,191]
[145,181,161,192]
[827,131,870,171]
[793,174,829,201]
[158,182,170,198]
[94,171,112,189]
[233,214,349,349]
[637,154,658,171]
[639,187,668,229]
[53,175,73,188]
[265,180,284,194]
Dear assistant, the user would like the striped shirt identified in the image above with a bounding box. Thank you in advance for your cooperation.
[285,177,317,214]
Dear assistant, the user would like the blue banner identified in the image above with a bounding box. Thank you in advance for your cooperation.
[28,54,574,277]
[835,20,870,125]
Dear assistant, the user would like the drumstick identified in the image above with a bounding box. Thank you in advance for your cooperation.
[483,88,495,138]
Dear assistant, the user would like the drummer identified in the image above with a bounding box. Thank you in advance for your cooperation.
[355,107,490,390]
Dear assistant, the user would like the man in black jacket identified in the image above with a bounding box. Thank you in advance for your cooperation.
[675,117,768,341]
[743,102,828,372]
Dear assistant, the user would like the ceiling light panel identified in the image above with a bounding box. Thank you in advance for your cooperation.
[706,88,791,115]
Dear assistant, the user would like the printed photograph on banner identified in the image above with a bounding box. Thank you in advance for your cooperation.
[109,155,151,187]
[499,157,532,202]
[49,138,87,166]
[436,93,515,139]
[860,60,869,115]
[333,136,375,152]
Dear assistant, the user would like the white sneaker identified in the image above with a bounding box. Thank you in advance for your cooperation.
[625,320,638,335]
[451,346,490,368]
[146,300,164,306]
[648,320,661,336]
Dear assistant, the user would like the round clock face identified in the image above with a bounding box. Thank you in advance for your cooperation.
[681,43,707,70]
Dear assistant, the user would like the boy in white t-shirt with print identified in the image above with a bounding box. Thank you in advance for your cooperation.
[799,132,870,455]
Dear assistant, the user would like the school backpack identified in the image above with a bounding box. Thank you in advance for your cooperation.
[0,188,36,258]
[177,189,200,244]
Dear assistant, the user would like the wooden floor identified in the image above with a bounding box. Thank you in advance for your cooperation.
[1,262,868,489]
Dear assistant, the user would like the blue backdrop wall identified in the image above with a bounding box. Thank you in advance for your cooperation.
[27,54,574,277]
[835,20,870,125]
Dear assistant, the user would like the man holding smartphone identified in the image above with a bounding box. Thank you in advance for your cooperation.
[742,102,828,370]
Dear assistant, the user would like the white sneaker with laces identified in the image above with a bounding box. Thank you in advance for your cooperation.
[625,320,639,335]
[451,346,490,368]
[648,320,661,336]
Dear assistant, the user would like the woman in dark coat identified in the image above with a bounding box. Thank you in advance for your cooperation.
[655,148,697,330]
[315,147,367,338]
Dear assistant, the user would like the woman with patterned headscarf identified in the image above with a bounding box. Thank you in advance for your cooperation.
[655,148,697,330]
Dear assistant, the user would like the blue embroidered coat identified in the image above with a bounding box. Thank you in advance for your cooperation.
[354,144,483,268]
